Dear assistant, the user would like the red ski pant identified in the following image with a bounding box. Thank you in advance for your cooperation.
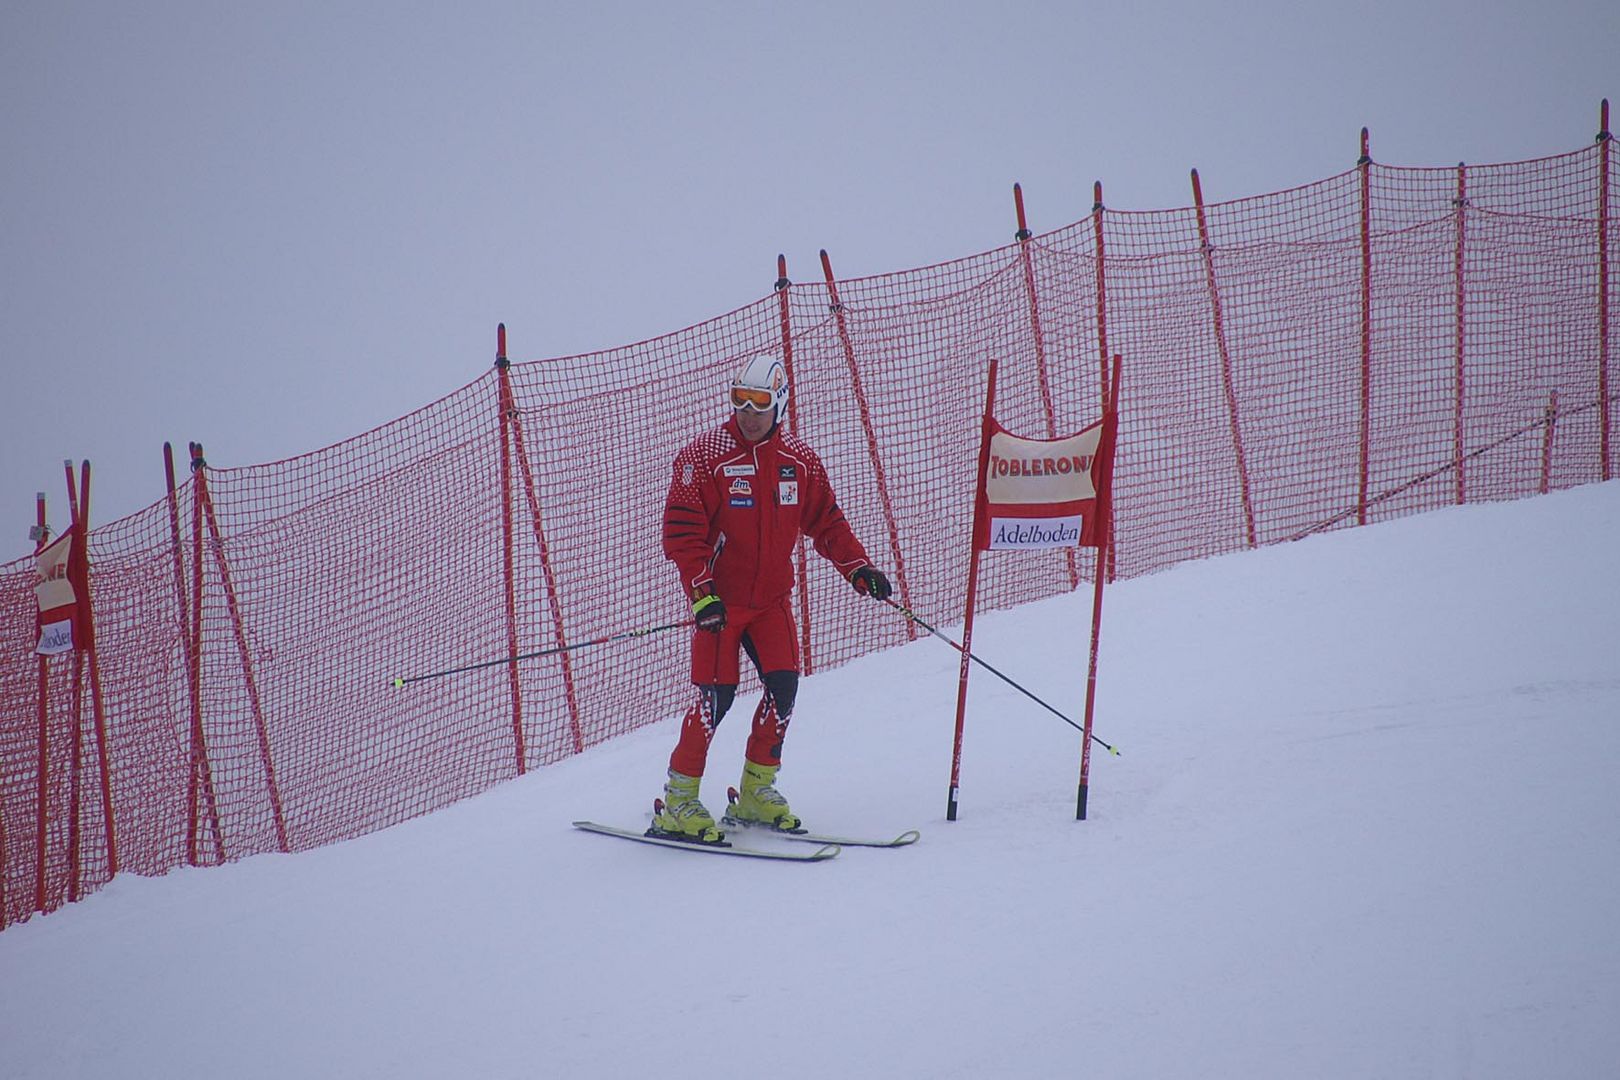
[669,597,800,778]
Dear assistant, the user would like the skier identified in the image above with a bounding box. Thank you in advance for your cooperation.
[654,353,892,843]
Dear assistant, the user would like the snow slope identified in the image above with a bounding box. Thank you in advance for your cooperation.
[3,483,1618,1079]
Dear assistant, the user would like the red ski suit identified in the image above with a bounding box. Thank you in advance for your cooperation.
[662,416,872,774]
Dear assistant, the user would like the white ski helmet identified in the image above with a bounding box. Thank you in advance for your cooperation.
[729,353,789,425]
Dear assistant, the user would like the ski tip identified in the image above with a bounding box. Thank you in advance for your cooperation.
[809,843,841,860]
[891,829,922,846]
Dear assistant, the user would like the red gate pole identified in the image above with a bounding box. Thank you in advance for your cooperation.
[186,449,204,864]
[186,444,226,865]
[1093,182,1119,582]
[198,475,288,852]
[1541,391,1559,495]
[509,432,583,755]
[63,467,84,901]
[33,492,51,914]
[1191,169,1258,549]
[166,445,218,865]
[166,443,199,854]
[820,248,916,639]
[75,462,118,877]
[494,325,529,774]
[947,355,1001,822]
[502,326,585,756]
[1013,184,1052,384]
[1358,128,1374,525]
[1014,185,1080,588]
[66,653,84,901]
[1453,162,1470,504]
[1078,356,1122,821]
[34,644,49,912]
[66,655,84,902]
[775,256,817,673]
[1092,181,1112,414]
[1598,99,1612,482]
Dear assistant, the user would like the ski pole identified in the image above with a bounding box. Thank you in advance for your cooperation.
[392,619,694,688]
[883,598,1118,755]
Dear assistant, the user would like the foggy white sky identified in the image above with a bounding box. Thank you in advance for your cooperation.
[2,1,1614,536]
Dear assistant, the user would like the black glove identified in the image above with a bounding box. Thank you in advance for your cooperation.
[850,565,892,601]
[691,589,727,632]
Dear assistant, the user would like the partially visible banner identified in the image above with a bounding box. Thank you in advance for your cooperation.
[974,414,1117,551]
[34,523,83,655]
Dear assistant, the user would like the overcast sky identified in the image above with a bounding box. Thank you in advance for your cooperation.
[3,1,1615,536]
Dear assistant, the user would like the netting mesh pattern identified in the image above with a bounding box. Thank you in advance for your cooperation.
[3,140,1615,925]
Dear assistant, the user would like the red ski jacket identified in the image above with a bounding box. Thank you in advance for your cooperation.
[662,417,872,609]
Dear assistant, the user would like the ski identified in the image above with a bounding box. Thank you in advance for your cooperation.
[722,788,920,848]
[720,816,921,849]
[572,820,840,862]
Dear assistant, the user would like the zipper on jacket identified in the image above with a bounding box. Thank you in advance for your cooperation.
[752,438,767,608]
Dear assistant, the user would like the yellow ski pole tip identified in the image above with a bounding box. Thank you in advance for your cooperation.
[391,677,404,689]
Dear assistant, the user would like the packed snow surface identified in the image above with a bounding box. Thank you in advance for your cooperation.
[3,483,1617,1079]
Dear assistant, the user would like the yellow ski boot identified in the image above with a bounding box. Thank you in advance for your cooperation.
[650,769,723,844]
[725,761,804,833]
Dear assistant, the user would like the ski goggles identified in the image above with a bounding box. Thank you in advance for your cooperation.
[730,386,775,412]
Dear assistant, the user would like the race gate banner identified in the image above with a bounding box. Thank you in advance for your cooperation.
[34,523,82,655]
[974,414,1117,552]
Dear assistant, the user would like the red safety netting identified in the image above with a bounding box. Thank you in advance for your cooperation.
[3,134,1614,928]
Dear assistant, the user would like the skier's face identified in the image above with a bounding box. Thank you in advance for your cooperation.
[735,406,774,443]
